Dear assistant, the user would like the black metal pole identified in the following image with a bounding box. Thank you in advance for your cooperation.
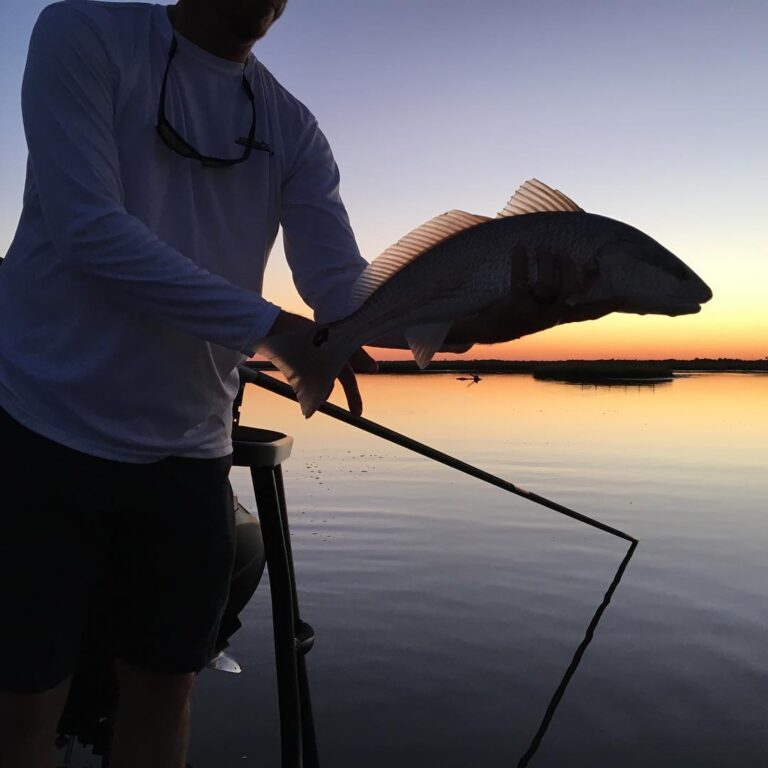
[250,466,302,768]
[275,465,320,768]
[239,366,638,545]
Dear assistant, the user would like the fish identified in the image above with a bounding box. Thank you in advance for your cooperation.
[258,179,712,417]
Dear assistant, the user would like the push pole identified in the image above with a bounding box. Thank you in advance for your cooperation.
[239,365,638,545]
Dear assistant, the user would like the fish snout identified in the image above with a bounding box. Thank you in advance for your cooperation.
[683,269,713,305]
[661,276,711,315]
[669,258,712,307]
[696,277,713,304]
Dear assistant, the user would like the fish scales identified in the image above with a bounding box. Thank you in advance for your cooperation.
[334,213,596,349]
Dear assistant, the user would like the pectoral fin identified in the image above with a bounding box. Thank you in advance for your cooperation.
[405,321,453,369]
[564,259,602,305]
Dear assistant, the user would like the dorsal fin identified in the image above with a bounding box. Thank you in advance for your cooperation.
[497,179,582,218]
[350,209,490,310]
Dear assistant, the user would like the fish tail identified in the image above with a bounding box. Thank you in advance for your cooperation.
[255,325,354,418]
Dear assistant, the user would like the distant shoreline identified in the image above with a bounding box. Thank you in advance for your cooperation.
[247,357,768,383]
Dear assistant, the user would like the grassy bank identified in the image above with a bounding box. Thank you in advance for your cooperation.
[248,358,768,377]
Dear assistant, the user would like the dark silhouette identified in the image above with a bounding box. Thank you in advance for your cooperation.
[456,373,483,385]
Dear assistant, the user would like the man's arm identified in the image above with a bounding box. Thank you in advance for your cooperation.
[22,4,280,355]
[276,113,381,412]
[279,116,368,324]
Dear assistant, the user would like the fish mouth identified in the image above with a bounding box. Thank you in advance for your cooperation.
[619,299,705,317]
[661,275,712,314]
[663,302,704,317]
[620,280,712,317]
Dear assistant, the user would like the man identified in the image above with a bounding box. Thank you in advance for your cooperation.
[0,1,379,765]
[0,1,615,766]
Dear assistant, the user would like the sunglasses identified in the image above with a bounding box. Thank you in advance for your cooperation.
[156,35,271,168]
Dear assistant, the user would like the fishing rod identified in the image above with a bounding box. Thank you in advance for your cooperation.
[239,365,638,545]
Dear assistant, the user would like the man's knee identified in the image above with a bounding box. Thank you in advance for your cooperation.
[0,679,70,755]
[116,660,196,710]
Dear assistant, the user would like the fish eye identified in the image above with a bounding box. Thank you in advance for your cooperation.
[666,262,691,281]
[614,240,692,282]
[660,262,691,282]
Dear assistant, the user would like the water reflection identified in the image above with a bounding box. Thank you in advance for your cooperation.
[241,367,640,766]
[572,381,671,392]
[188,372,768,767]
[517,540,637,767]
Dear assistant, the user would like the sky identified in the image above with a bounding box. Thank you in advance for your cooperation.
[1,0,766,360]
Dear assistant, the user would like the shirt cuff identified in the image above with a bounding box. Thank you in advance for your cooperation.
[240,301,282,356]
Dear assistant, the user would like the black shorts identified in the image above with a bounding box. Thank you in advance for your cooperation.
[0,405,235,694]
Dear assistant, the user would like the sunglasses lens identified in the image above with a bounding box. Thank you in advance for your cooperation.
[202,157,231,168]
[157,122,198,159]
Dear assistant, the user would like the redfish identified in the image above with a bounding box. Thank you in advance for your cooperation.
[259,179,712,417]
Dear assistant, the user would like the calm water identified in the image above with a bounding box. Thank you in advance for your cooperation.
[189,372,768,767]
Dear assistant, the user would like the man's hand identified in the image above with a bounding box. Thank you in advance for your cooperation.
[267,310,377,417]
[446,245,623,346]
[341,347,378,417]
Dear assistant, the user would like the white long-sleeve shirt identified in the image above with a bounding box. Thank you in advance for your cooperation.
[0,0,367,462]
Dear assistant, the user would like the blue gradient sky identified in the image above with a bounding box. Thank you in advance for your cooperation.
[1,1,766,358]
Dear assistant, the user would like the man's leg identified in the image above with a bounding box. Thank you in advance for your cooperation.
[110,661,195,768]
[110,453,235,767]
[0,407,112,767]
[0,679,70,768]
